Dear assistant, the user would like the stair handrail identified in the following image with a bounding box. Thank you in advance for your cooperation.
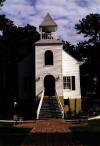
[37,90,44,119]
[55,91,64,118]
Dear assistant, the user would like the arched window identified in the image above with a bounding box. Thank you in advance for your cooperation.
[45,50,53,65]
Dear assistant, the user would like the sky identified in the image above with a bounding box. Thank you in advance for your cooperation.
[0,0,100,45]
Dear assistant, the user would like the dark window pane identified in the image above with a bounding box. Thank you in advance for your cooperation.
[64,83,66,89]
[45,50,53,65]
[67,83,71,89]
[67,77,70,82]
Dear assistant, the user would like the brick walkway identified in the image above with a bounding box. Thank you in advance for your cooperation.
[14,119,86,146]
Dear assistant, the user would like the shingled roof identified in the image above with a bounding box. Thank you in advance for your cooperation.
[39,13,57,27]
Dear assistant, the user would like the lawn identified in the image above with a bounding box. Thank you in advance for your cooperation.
[0,122,31,145]
[71,119,100,145]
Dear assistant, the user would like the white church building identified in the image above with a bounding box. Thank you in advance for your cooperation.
[35,13,81,119]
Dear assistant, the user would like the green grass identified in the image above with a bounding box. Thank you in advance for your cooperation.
[0,122,31,145]
[71,119,100,145]
[0,122,14,127]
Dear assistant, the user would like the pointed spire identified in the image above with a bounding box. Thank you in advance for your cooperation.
[39,13,57,27]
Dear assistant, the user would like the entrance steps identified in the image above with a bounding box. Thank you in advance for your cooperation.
[38,96,63,119]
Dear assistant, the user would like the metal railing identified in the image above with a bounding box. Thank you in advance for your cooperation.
[37,90,44,119]
[55,91,64,118]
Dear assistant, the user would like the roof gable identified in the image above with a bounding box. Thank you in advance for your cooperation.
[62,50,79,64]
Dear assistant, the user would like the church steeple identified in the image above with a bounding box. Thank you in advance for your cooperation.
[39,13,57,40]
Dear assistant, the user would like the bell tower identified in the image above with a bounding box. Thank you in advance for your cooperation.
[35,13,63,99]
[39,13,57,40]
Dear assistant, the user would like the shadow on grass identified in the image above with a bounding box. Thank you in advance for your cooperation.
[22,132,80,145]
[71,119,100,145]
[0,125,31,145]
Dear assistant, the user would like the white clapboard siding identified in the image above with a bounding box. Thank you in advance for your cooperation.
[62,50,81,99]
[35,45,81,99]
[35,44,63,97]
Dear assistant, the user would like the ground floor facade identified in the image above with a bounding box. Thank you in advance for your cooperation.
[35,44,81,118]
[36,73,81,118]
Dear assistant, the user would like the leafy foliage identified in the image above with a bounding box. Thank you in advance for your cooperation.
[63,41,78,59]
[0,0,5,7]
[75,13,100,42]
[0,15,40,61]
[75,14,99,102]
[0,14,40,119]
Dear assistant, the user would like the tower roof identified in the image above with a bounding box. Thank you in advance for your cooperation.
[39,13,57,27]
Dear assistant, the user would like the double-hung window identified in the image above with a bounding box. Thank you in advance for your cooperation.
[63,76,75,90]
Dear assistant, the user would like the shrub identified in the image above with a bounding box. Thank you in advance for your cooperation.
[66,108,72,119]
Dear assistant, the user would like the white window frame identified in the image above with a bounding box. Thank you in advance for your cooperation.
[63,76,72,90]
[63,76,75,90]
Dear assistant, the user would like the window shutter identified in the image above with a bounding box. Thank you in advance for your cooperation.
[72,76,75,90]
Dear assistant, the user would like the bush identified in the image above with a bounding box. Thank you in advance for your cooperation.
[66,109,72,119]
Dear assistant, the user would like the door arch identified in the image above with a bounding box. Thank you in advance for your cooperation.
[44,75,55,96]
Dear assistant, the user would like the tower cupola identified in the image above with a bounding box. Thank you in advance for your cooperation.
[39,13,57,40]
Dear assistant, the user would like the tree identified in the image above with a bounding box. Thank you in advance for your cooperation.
[0,14,40,119]
[75,14,100,43]
[0,0,5,7]
[63,41,78,59]
[63,41,75,53]
[0,15,40,60]
[75,14,100,102]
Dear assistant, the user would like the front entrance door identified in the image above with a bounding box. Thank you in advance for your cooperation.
[44,75,55,96]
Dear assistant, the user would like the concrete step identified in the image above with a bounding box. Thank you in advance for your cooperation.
[41,106,60,108]
[40,108,60,112]
[41,103,59,106]
[39,117,62,120]
[42,101,58,105]
[38,96,63,119]
[40,112,61,116]
[39,115,62,118]
[39,113,62,116]
[40,109,61,113]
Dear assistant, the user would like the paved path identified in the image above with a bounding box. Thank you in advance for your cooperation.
[15,119,84,146]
